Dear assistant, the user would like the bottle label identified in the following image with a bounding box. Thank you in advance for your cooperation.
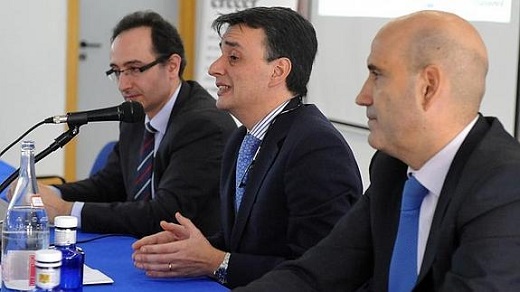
[55,228,77,245]
[36,266,60,289]
[2,250,37,290]
[29,253,36,287]
[31,196,45,207]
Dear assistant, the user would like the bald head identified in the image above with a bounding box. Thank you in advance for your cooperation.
[358,11,491,167]
[381,10,488,113]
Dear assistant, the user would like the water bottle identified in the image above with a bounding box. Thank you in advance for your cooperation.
[34,249,61,292]
[1,141,50,291]
[53,216,84,292]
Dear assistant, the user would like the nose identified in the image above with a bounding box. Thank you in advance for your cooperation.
[208,55,224,77]
[355,78,373,106]
[117,73,132,92]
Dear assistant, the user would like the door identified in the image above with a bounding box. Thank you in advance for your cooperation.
[77,0,178,179]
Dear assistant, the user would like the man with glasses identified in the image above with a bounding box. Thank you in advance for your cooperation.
[37,10,237,238]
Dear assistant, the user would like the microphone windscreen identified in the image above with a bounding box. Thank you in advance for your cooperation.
[120,101,145,123]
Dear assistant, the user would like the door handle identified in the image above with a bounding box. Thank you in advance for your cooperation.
[80,40,102,48]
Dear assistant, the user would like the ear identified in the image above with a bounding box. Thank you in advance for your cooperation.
[268,57,291,88]
[420,65,441,111]
[166,54,182,77]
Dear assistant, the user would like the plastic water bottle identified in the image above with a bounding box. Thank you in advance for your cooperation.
[34,249,61,292]
[53,216,84,291]
[1,141,50,291]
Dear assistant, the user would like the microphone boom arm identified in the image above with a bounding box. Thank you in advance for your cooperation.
[0,125,81,193]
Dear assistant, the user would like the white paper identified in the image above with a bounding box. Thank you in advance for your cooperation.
[83,264,114,285]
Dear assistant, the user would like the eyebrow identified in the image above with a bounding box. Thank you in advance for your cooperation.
[367,63,379,71]
[109,59,144,68]
[220,39,240,49]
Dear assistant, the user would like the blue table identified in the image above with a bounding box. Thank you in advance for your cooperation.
[77,232,229,291]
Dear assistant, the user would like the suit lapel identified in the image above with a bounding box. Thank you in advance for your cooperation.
[230,128,286,249]
[418,115,490,281]
[220,128,246,246]
[229,102,299,249]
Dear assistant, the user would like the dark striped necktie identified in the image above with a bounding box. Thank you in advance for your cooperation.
[133,122,156,201]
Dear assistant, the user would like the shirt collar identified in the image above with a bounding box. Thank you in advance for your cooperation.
[145,83,181,135]
[248,99,291,140]
[410,116,479,197]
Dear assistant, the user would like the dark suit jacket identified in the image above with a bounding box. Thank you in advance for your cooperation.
[57,81,237,238]
[209,99,363,288]
[236,116,520,291]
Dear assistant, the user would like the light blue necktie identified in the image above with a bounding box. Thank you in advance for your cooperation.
[235,134,261,213]
[388,175,429,292]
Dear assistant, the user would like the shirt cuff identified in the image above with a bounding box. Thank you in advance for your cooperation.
[48,185,62,198]
[71,202,84,228]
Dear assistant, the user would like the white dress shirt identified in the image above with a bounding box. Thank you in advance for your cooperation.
[411,116,478,273]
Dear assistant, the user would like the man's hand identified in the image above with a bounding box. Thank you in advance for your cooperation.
[132,212,225,278]
[37,183,73,223]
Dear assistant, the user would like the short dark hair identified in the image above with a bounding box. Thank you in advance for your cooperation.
[212,7,317,97]
[111,10,186,77]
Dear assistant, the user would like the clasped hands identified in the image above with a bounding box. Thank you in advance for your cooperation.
[132,212,226,278]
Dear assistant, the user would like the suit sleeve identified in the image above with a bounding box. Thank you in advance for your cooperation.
[235,194,374,292]
[56,142,126,203]
[63,110,234,238]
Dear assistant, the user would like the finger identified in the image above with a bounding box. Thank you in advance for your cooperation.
[175,212,198,234]
[138,239,184,254]
[140,262,200,278]
[132,233,161,250]
[134,260,171,271]
[133,251,178,267]
[146,269,191,278]
[146,271,178,278]
[160,220,184,233]
[136,230,178,249]
[159,221,187,241]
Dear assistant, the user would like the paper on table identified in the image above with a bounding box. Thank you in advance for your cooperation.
[83,264,114,285]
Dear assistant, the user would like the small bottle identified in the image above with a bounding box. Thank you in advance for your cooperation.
[53,216,84,292]
[1,140,50,292]
[34,249,62,292]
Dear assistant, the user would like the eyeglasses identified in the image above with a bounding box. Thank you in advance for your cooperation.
[105,55,170,82]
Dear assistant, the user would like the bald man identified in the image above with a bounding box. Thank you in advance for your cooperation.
[235,10,520,291]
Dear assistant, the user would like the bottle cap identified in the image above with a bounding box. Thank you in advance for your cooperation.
[55,215,78,228]
[36,249,62,263]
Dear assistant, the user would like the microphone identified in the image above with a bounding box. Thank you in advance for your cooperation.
[44,100,145,125]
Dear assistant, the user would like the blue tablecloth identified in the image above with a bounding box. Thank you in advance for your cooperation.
[77,232,229,292]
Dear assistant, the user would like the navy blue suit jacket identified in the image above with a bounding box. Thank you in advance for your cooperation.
[209,99,362,288]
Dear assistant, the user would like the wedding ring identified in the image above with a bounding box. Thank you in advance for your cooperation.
[168,262,172,271]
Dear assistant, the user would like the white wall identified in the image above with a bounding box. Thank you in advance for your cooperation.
[308,1,520,134]
[334,124,374,191]
[0,1,68,176]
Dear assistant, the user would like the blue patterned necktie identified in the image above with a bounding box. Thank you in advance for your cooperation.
[235,133,261,213]
[133,122,156,201]
[388,175,429,292]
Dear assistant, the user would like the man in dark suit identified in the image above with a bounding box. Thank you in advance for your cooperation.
[131,7,363,288]
[233,10,520,291]
[36,11,237,238]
